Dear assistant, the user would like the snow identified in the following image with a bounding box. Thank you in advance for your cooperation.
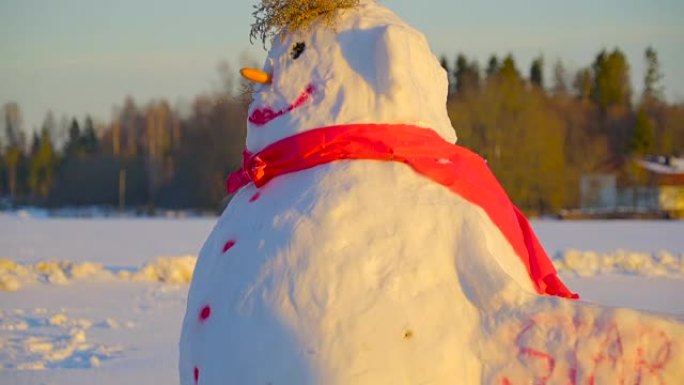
[532,219,684,254]
[0,215,209,385]
[636,156,684,174]
[562,274,683,315]
[0,213,214,265]
[0,216,683,384]
[554,249,683,277]
[4,0,684,382]
[0,256,197,291]
[0,280,185,385]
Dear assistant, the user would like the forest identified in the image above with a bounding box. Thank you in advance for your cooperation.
[1,47,683,214]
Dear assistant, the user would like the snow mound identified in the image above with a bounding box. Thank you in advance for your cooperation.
[0,259,114,291]
[554,249,684,277]
[0,256,197,291]
[481,297,684,384]
[129,256,197,284]
[0,308,124,370]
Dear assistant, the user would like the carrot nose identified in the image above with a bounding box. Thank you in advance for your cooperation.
[240,68,272,84]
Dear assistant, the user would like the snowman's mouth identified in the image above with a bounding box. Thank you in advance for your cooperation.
[249,84,315,126]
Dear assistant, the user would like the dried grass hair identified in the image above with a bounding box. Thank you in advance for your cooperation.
[250,0,361,47]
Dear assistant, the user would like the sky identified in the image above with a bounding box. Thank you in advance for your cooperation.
[1,0,683,133]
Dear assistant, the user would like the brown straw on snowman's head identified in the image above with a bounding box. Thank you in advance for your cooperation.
[250,0,361,46]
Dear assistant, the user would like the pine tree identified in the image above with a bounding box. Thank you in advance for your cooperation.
[121,97,140,157]
[573,68,592,99]
[30,132,41,156]
[529,56,544,88]
[630,108,654,155]
[552,60,568,96]
[82,116,99,154]
[439,55,450,75]
[591,48,632,109]
[499,54,521,83]
[3,102,24,199]
[439,55,452,95]
[643,46,664,103]
[65,118,83,156]
[468,60,481,92]
[454,54,466,94]
[454,54,468,94]
[453,54,480,95]
[486,55,500,79]
[29,127,58,200]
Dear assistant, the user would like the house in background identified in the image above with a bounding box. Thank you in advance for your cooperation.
[580,174,617,210]
[574,156,684,219]
[634,156,684,218]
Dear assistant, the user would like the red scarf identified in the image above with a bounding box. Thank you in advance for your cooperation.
[227,123,578,299]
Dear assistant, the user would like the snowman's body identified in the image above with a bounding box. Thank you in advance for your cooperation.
[180,2,684,384]
[180,157,538,384]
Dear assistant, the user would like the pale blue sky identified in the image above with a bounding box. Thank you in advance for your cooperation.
[1,0,683,132]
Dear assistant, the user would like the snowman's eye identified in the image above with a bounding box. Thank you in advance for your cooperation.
[291,42,306,60]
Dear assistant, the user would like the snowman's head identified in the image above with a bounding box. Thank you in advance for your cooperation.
[242,0,455,152]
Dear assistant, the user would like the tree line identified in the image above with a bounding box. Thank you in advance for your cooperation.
[1,47,683,214]
[0,75,248,212]
[442,47,682,213]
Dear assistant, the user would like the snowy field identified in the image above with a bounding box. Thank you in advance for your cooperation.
[0,213,682,384]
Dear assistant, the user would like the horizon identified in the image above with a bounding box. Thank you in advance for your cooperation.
[1,0,683,133]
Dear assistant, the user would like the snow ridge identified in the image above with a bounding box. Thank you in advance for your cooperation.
[554,249,684,277]
[2,249,682,293]
[0,256,197,292]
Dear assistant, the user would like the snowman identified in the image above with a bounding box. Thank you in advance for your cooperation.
[180,1,683,384]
